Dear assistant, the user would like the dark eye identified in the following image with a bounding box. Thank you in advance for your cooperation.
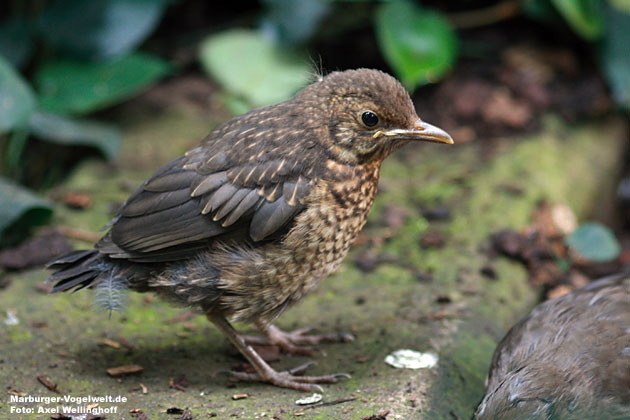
[361,111,379,127]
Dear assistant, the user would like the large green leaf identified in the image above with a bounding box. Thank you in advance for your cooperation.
[565,222,621,262]
[551,0,605,39]
[0,19,33,69]
[0,56,35,133]
[199,29,311,108]
[37,0,170,61]
[0,177,52,246]
[35,52,171,115]
[600,5,630,108]
[28,112,121,161]
[375,1,457,91]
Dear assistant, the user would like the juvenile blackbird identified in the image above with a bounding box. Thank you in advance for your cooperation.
[48,68,454,391]
[475,274,630,419]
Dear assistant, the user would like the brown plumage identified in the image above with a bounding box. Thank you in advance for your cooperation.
[475,274,630,419]
[48,68,453,391]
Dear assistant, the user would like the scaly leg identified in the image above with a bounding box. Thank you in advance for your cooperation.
[207,314,350,391]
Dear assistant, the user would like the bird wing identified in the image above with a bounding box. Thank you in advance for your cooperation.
[96,111,320,262]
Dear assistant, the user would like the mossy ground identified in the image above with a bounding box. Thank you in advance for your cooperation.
[0,108,625,419]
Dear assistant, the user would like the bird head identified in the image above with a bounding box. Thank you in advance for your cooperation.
[300,69,453,164]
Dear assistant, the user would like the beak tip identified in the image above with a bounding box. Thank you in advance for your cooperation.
[414,120,454,145]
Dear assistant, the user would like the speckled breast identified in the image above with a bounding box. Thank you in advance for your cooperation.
[280,160,380,297]
[217,159,381,323]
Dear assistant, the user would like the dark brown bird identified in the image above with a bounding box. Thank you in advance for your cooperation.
[475,274,630,419]
[48,68,453,391]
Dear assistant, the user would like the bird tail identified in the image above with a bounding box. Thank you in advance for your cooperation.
[47,250,103,293]
[47,250,131,312]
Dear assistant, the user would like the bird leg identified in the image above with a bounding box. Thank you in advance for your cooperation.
[207,314,350,392]
[240,321,355,356]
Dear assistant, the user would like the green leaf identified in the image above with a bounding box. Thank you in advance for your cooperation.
[28,112,121,161]
[551,0,605,39]
[199,29,311,108]
[35,52,171,115]
[375,1,457,91]
[0,176,52,246]
[565,222,621,262]
[37,0,170,61]
[0,18,33,69]
[0,55,35,133]
[261,0,330,46]
[599,5,630,108]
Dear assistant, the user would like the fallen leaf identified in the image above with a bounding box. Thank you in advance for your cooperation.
[62,191,93,209]
[106,364,143,377]
[37,375,60,393]
[99,339,121,349]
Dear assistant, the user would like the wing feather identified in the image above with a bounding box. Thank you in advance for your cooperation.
[201,183,239,214]
[191,171,228,197]
[250,198,302,242]
[222,189,262,227]
[121,189,191,217]
[97,102,325,262]
[213,188,252,221]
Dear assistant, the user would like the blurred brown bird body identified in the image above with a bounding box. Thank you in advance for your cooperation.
[48,69,453,390]
[476,274,630,419]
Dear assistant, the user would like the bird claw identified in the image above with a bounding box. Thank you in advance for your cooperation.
[244,324,355,356]
[225,362,349,392]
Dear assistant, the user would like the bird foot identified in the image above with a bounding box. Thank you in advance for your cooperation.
[208,315,351,392]
[245,324,355,356]
[228,361,350,392]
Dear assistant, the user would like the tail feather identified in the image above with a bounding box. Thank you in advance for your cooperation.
[48,250,101,293]
[57,271,99,293]
[46,249,95,267]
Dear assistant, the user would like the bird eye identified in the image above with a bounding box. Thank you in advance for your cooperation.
[361,111,379,128]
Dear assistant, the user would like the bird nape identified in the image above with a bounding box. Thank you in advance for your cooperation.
[47,68,454,391]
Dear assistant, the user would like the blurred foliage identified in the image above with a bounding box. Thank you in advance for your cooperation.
[36,53,171,115]
[0,0,172,243]
[0,177,52,247]
[600,5,630,107]
[199,29,312,113]
[0,0,173,171]
[261,0,331,46]
[197,0,629,108]
[550,0,605,39]
[37,0,170,61]
[375,1,457,89]
[0,55,35,133]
